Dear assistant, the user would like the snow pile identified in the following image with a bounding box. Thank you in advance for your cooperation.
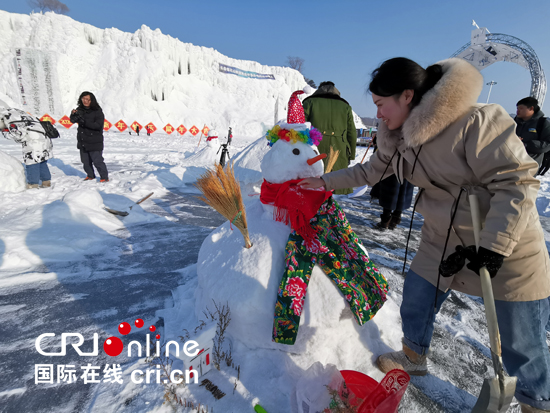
[232,137,272,194]
[0,10,305,136]
[0,150,26,192]
[187,126,401,411]
[194,199,400,354]
[0,10,366,140]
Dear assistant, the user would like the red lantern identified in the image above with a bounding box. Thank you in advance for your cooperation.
[177,125,187,135]
[40,114,56,124]
[145,122,157,133]
[189,125,199,136]
[58,115,73,129]
[115,120,128,132]
[131,121,143,133]
[164,124,174,134]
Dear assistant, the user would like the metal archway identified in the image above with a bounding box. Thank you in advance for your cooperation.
[451,26,546,107]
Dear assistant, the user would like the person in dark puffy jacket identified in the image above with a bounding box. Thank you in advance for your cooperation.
[515,96,550,170]
[70,92,109,182]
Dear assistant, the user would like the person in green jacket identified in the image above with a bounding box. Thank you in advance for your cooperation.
[303,81,357,195]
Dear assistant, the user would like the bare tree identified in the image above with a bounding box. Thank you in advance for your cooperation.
[28,0,70,14]
[286,56,305,73]
[305,78,317,89]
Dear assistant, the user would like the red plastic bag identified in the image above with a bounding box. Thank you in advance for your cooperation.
[340,369,410,413]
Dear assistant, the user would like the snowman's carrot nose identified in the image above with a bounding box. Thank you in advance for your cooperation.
[307,153,327,165]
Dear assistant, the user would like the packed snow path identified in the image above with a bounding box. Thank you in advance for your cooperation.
[0,188,225,412]
[0,130,548,412]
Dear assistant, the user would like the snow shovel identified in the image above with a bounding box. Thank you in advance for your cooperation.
[469,194,517,413]
[104,192,154,216]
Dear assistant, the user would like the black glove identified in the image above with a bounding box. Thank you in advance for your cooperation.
[439,245,476,277]
[440,245,504,279]
[465,246,504,279]
[73,110,85,124]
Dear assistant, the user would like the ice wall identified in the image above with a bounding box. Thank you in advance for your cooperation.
[0,10,306,137]
[15,48,63,116]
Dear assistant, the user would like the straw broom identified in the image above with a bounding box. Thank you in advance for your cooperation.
[324,146,340,174]
[195,162,252,248]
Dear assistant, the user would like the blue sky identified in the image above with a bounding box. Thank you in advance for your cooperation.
[2,0,549,117]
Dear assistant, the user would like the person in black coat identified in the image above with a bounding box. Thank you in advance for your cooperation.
[70,92,109,182]
[368,131,414,230]
[374,176,414,230]
[514,96,550,170]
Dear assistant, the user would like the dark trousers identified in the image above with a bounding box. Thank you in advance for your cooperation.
[80,149,108,180]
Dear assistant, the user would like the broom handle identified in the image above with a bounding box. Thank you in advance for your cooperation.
[197,124,206,147]
[361,141,373,163]
[469,194,502,360]
[136,192,154,205]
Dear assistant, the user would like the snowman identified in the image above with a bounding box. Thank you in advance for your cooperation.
[206,129,218,144]
[194,91,388,351]
[185,129,221,166]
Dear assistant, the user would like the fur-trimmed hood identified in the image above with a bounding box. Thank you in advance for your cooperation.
[377,58,483,153]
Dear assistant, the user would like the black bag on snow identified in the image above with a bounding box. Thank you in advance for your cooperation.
[40,120,60,139]
[536,116,550,176]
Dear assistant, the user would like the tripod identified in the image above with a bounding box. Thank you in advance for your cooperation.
[217,142,230,167]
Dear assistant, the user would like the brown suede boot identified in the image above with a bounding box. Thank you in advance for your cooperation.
[375,209,392,230]
[520,403,550,413]
[26,183,39,189]
[41,180,51,188]
[388,213,402,230]
[376,342,427,376]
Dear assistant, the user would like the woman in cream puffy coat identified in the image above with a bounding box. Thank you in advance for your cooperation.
[301,57,550,412]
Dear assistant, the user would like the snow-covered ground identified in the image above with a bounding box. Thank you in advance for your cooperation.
[0,128,549,413]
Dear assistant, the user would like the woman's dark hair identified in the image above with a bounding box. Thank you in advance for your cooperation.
[77,91,101,110]
[516,97,540,113]
[368,57,443,107]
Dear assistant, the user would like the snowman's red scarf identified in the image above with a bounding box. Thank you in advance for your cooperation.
[260,179,332,243]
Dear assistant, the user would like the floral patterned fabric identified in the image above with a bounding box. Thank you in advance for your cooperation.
[273,197,389,345]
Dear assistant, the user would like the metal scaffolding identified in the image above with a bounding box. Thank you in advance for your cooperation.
[451,30,546,107]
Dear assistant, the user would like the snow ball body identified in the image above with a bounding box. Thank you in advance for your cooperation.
[0,151,26,192]
[195,136,372,354]
[195,199,351,352]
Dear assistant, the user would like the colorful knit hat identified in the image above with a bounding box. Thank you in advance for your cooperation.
[265,90,322,147]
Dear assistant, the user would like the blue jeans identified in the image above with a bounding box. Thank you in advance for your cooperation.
[401,270,550,410]
[25,161,51,185]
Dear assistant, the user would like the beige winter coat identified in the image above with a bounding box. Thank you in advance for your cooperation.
[323,58,550,301]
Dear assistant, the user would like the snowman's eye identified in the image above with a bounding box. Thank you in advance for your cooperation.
[313,150,319,155]
[292,148,300,155]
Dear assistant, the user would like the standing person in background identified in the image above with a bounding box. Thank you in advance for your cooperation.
[135,125,140,136]
[146,125,151,136]
[368,131,415,231]
[374,176,414,230]
[303,81,357,195]
[227,127,233,145]
[369,131,380,200]
[70,92,109,182]
[0,103,53,189]
[515,97,550,173]
[371,131,377,150]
